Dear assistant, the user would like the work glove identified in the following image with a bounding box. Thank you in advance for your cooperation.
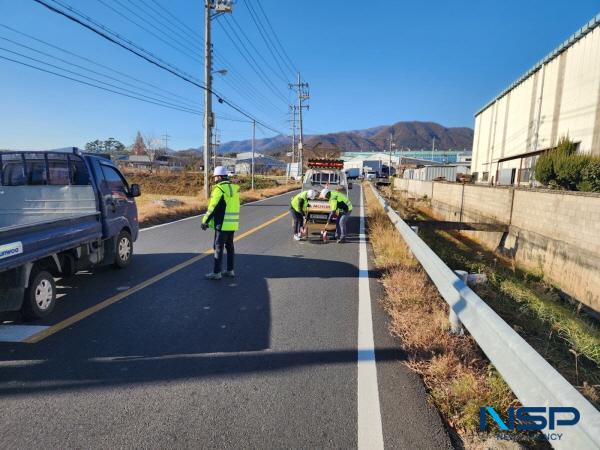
[201,223,208,231]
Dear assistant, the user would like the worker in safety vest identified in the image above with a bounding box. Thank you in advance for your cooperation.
[321,188,353,243]
[201,166,240,280]
[289,189,317,241]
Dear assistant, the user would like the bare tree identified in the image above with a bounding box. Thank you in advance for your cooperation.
[143,133,165,173]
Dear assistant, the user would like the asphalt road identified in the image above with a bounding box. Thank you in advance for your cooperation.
[0,186,452,449]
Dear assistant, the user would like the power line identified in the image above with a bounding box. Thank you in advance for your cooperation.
[242,0,292,80]
[0,52,204,116]
[228,14,288,83]
[32,0,285,134]
[217,17,288,104]
[95,0,202,63]
[0,44,248,124]
[0,23,199,109]
[147,0,202,43]
[0,45,205,114]
[254,0,299,75]
[0,33,201,110]
[115,0,287,127]
[129,0,203,53]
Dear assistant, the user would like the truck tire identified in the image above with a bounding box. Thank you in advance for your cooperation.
[22,269,56,320]
[114,230,133,269]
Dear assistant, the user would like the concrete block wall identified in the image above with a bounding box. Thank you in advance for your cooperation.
[391,178,600,312]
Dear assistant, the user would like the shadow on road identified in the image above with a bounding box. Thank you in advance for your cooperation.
[0,347,405,397]
[0,248,408,396]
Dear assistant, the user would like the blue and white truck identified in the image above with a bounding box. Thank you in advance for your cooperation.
[0,148,140,320]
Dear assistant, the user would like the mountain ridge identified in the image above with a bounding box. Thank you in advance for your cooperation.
[181,121,473,155]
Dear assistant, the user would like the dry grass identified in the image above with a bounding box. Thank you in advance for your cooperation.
[137,184,299,228]
[386,189,600,407]
[364,185,516,441]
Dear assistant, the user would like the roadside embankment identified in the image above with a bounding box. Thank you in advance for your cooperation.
[380,185,600,409]
[363,185,519,448]
[394,178,600,314]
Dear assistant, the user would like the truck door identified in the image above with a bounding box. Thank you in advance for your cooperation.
[98,163,137,238]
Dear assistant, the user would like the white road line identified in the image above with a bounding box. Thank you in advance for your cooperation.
[0,325,49,343]
[140,188,299,232]
[357,184,385,449]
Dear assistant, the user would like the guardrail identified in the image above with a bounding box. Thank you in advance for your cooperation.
[368,183,600,449]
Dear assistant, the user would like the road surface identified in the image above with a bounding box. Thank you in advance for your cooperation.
[0,186,452,449]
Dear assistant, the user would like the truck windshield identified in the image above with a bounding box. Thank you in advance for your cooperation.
[309,171,340,185]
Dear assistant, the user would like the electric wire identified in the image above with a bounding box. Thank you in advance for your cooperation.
[0,23,200,109]
[254,0,299,75]
[32,0,285,134]
[242,0,292,80]
[217,17,288,104]
[95,0,203,63]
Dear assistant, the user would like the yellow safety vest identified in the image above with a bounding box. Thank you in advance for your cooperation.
[202,181,240,231]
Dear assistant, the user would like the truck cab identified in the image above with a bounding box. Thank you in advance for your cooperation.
[302,159,350,232]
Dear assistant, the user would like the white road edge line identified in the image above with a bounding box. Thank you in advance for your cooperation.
[140,188,299,232]
[357,184,385,449]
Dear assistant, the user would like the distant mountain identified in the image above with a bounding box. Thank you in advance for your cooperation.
[181,121,473,155]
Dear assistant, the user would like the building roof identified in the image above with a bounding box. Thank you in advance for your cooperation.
[475,13,600,116]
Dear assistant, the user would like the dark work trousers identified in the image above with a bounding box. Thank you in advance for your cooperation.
[290,208,304,234]
[335,210,351,239]
[213,230,235,273]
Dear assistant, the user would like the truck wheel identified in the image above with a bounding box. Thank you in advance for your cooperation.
[22,269,56,320]
[114,230,133,269]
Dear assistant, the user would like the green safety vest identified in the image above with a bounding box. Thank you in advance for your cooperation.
[329,191,353,213]
[290,191,310,213]
[202,181,240,231]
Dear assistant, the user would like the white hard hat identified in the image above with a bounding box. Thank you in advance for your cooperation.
[320,188,331,198]
[307,189,317,200]
[213,166,228,176]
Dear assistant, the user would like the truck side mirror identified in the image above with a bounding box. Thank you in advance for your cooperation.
[130,184,141,197]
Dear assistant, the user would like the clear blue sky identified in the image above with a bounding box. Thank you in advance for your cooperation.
[1,0,598,150]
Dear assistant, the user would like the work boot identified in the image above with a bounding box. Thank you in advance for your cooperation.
[205,272,222,280]
[222,270,235,278]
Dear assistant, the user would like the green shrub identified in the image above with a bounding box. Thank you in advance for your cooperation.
[554,153,590,189]
[533,137,600,191]
[534,153,554,185]
[579,159,600,192]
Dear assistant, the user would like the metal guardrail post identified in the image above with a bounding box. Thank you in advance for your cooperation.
[367,182,600,449]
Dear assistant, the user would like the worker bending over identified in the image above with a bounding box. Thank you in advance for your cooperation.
[289,189,317,240]
[201,166,240,280]
[321,188,353,243]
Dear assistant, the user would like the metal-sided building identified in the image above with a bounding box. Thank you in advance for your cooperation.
[472,13,600,185]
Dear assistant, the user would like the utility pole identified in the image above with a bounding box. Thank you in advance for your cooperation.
[251,120,256,190]
[289,73,309,178]
[203,0,212,198]
[203,0,232,198]
[389,132,394,177]
[287,105,297,183]
[212,128,220,168]
[431,136,436,162]
[162,131,170,153]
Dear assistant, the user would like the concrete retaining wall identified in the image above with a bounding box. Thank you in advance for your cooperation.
[393,178,600,312]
